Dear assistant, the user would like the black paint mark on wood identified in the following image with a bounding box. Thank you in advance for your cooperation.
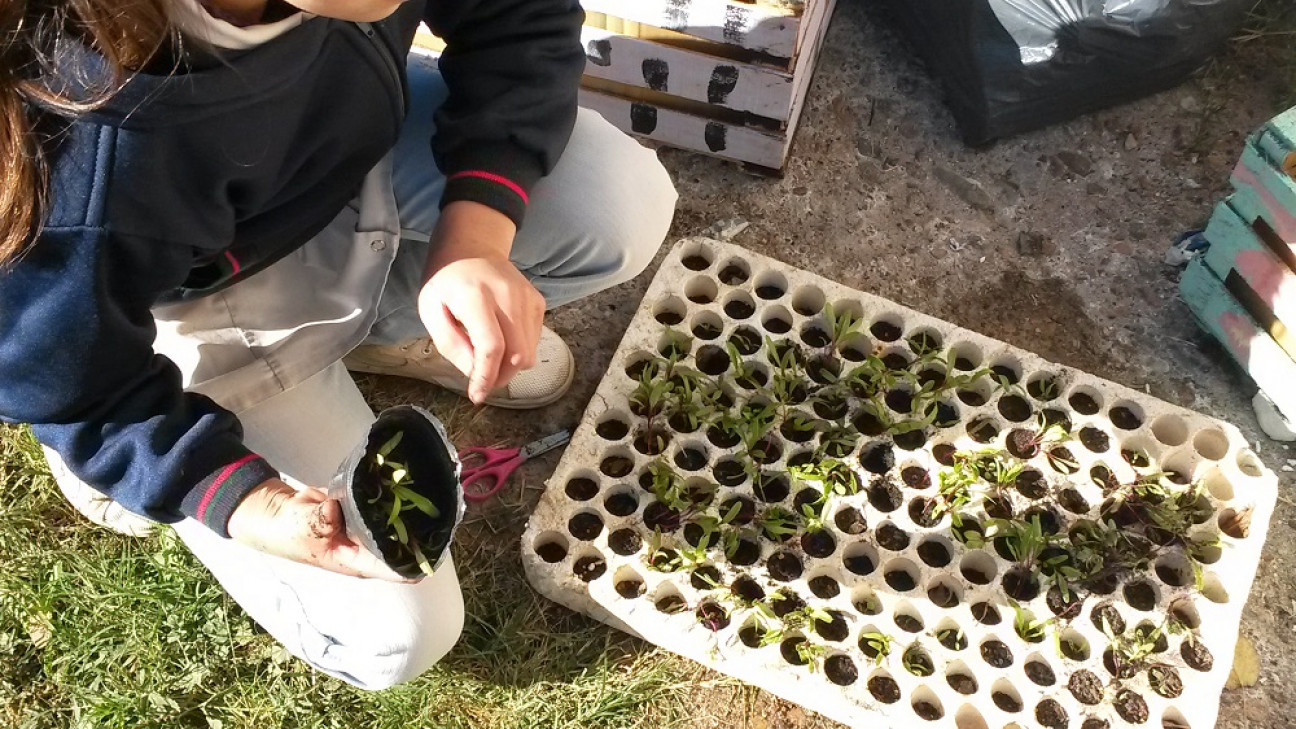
[664,0,689,29]
[707,65,740,104]
[631,103,659,134]
[642,59,670,92]
[705,122,727,152]
[723,6,749,44]
[586,39,612,67]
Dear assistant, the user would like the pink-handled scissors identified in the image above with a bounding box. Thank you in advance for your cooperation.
[458,429,572,502]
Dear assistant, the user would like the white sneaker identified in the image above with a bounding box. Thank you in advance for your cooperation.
[344,325,575,410]
[43,446,155,537]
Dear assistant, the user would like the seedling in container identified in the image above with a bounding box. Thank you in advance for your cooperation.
[367,432,441,575]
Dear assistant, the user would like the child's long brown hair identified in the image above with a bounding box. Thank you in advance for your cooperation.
[1,0,173,266]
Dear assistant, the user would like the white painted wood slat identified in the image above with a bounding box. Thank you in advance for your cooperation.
[580,0,801,59]
[581,26,795,121]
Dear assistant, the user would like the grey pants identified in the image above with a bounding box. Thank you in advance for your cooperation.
[62,54,677,691]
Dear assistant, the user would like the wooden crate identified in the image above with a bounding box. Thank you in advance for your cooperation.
[578,0,839,170]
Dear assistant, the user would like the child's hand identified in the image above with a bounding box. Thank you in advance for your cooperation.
[227,479,413,582]
[418,201,541,404]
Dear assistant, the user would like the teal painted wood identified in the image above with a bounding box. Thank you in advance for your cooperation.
[1259,107,1296,148]
[1180,258,1296,422]
[1228,174,1296,246]
[1200,198,1296,326]
[1232,142,1296,231]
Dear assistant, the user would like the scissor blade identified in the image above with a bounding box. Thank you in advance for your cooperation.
[519,429,572,461]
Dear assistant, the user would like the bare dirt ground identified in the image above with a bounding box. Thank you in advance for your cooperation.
[368,3,1296,726]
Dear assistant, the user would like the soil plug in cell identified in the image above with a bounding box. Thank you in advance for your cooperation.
[522,239,1277,729]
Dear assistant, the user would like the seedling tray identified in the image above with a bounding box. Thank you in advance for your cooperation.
[522,238,1276,729]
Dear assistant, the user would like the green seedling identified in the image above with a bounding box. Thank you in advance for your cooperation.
[794,640,828,670]
[758,506,800,542]
[859,632,894,664]
[901,644,934,677]
[824,303,862,348]
[367,432,440,575]
[1103,620,1164,675]
[800,503,827,533]
[790,456,860,499]
[1011,601,1050,643]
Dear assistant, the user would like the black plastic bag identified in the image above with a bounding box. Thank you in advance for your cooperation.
[879,0,1249,145]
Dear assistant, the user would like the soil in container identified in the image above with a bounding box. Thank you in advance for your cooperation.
[808,575,840,598]
[868,479,904,512]
[900,466,930,489]
[1150,665,1184,698]
[1016,469,1048,499]
[1047,446,1080,474]
[1122,448,1150,468]
[667,412,701,434]
[801,325,832,348]
[1046,586,1083,619]
[724,298,754,319]
[615,577,645,599]
[1003,567,1041,600]
[968,418,999,443]
[893,429,927,451]
[990,364,1019,384]
[801,530,837,558]
[992,691,1022,713]
[886,389,914,414]
[852,409,887,435]
[754,474,790,502]
[876,522,911,551]
[1068,669,1103,704]
[605,492,638,517]
[793,487,822,514]
[1181,639,1214,671]
[868,675,901,703]
[695,601,730,631]
[718,263,748,285]
[535,540,567,563]
[713,459,747,486]
[565,477,600,501]
[835,506,868,535]
[957,388,986,406]
[824,655,858,686]
[881,351,911,370]
[691,320,721,340]
[912,701,942,721]
[731,575,766,603]
[728,327,762,355]
[655,593,687,614]
[719,496,756,525]
[568,513,604,540]
[807,355,841,384]
[903,646,934,676]
[1059,488,1090,514]
[1035,699,1068,729]
[674,447,707,471]
[985,496,1014,520]
[948,673,978,695]
[690,565,723,590]
[1025,508,1062,535]
[860,443,895,474]
[573,555,606,582]
[596,417,630,440]
[1069,391,1100,414]
[1078,426,1110,452]
[884,568,916,591]
[1110,406,1142,430]
[767,551,803,581]
[844,549,878,576]
[895,613,924,633]
[980,640,1013,668]
[707,425,742,451]
[928,582,959,608]
[780,637,809,666]
[937,628,967,651]
[600,455,635,478]
[1124,581,1157,611]
[682,254,710,270]
[738,624,765,648]
[1025,659,1056,686]
[608,528,642,556]
[908,497,943,527]
[1113,690,1148,724]
[917,540,952,567]
[730,538,761,566]
[771,590,807,618]
[971,602,1001,625]
[813,611,849,642]
[932,444,957,465]
[854,592,883,616]
[998,395,1032,422]
[1081,720,1110,729]
[643,503,681,532]
[870,320,902,342]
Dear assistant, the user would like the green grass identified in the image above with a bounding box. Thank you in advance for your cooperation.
[0,420,707,729]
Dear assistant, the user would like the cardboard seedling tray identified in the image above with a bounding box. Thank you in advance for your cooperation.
[522,238,1276,729]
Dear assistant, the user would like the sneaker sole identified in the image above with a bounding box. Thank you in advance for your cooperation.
[344,359,576,410]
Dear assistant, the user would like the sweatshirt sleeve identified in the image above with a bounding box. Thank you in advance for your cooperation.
[422,0,585,227]
[0,225,277,537]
